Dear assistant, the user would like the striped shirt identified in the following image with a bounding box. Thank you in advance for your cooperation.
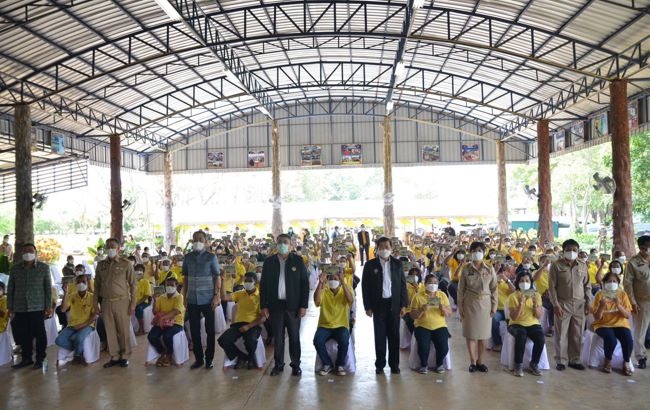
[8,261,52,312]
[182,250,220,305]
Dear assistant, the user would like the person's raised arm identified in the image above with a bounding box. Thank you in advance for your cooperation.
[314,273,326,306]
[340,271,354,305]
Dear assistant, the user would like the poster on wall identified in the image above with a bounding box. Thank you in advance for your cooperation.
[300,145,322,166]
[207,152,224,169]
[461,144,480,162]
[341,144,362,165]
[51,134,65,155]
[629,100,639,129]
[594,112,608,138]
[421,145,440,162]
[247,150,265,168]
[554,130,565,152]
[570,121,584,143]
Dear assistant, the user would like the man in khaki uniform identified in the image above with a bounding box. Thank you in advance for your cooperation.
[93,238,136,368]
[623,235,650,369]
[548,239,590,371]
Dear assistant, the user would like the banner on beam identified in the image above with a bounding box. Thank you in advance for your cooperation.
[629,100,639,129]
[248,150,265,168]
[341,144,362,165]
[554,130,565,152]
[51,134,65,155]
[207,152,224,169]
[461,144,480,162]
[300,145,322,166]
[594,112,608,138]
[421,145,440,162]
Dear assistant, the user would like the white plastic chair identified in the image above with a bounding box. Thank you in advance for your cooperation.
[399,319,412,350]
[215,305,227,334]
[223,335,266,369]
[145,329,190,367]
[580,329,635,371]
[408,333,452,370]
[0,331,13,366]
[45,316,59,347]
[143,306,154,333]
[129,325,137,347]
[500,328,550,371]
[540,308,552,334]
[314,336,356,373]
[57,329,101,365]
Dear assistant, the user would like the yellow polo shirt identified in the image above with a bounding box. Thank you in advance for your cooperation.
[316,287,351,329]
[154,292,185,326]
[591,290,632,331]
[232,289,261,324]
[497,279,513,310]
[68,291,95,328]
[536,268,549,296]
[410,291,450,331]
[510,250,523,265]
[508,291,542,327]
[0,295,8,332]
[135,278,152,303]
[588,263,599,285]
[448,258,461,282]
[405,282,422,313]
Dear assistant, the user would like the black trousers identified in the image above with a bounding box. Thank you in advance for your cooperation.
[188,304,215,362]
[218,322,262,365]
[402,313,415,334]
[359,245,370,265]
[269,302,302,368]
[12,311,47,362]
[372,298,400,371]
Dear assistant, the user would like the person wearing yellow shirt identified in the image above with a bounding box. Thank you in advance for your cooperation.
[170,257,184,285]
[533,255,554,337]
[313,271,354,376]
[241,252,256,273]
[410,274,452,374]
[591,272,633,376]
[0,282,8,334]
[147,277,185,367]
[510,244,524,265]
[336,255,356,288]
[445,249,465,306]
[55,275,97,363]
[133,264,152,335]
[403,267,423,336]
[492,266,515,352]
[218,273,266,369]
[507,271,545,377]
[157,259,181,286]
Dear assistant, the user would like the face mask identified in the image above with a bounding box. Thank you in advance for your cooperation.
[67,260,74,265]
[445,251,452,257]
[243,282,256,291]
[617,256,626,264]
[76,283,88,292]
[98,250,104,255]
[328,280,340,290]
[516,247,523,252]
[107,249,118,258]
[457,253,465,261]
[604,282,619,292]
[564,251,578,261]
[471,252,483,261]
[378,249,391,259]
[161,265,170,272]
[407,275,419,284]
[177,261,183,267]
[519,282,531,291]
[489,253,496,259]
[426,283,438,293]
[142,257,149,263]
[522,263,531,270]
[136,271,144,278]
[193,242,205,252]
[578,257,587,263]
[278,244,290,255]
[75,270,85,276]
[611,267,622,274]
[546,263,551,270]
[338,263,347,269]
[22,253,36,262]
[165,286,177,295]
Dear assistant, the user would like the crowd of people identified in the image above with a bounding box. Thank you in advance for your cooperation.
[1,224,650,380]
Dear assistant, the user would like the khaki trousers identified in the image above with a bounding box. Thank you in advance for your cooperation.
[553,299,585,365]
[633,300,650,360]
[102,298,132,360]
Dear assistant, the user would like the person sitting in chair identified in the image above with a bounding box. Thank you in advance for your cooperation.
[147,277,184,367]
[55,274,97,364]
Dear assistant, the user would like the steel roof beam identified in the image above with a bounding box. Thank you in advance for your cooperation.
[385,0,419,111]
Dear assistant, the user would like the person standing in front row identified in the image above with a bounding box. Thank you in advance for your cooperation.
[548,239,590,371]
[358,225,370,266]
[94,238,136,368]
[362,237,408,375]
[260,234,309,377]
[182,230,221,370]
[624,235,650,369]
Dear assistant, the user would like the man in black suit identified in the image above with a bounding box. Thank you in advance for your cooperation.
[357,225,371,266]
[260,234,310,376]
[362,237,408,374]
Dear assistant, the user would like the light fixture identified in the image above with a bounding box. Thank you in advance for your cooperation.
[413,0,427,9]
[386,100,394,113]
[395,61,405,79]
[153,0,183,21]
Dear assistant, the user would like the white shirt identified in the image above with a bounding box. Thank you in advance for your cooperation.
[278,255,287,300]
[381,257,392,298]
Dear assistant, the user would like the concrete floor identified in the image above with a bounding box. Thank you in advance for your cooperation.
[1,284,648,410]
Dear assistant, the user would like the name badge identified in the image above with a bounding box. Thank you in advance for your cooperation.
[291,267,297,272]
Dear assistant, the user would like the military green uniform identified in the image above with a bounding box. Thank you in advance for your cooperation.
[624,253,650,361]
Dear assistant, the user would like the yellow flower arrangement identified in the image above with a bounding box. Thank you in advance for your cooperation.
[35,238,62,265]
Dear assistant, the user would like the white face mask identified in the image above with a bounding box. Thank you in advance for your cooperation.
[328,280,340,290]
[76,283,88,292]
[426,283,438,293]
[617,256,626,264]
[98,249,104,255]
[611,267,622,274]
[142,257,149,263]
[161,265,170,272]
[107,249,118,258]
[522,263,531,270]
[338,263,347,269]
[75,270,85,276]
[516,247,523,252]
[489,253,496,259]
[604,282,619,292]
[165,286,177,295]
[378,249,391,259]
[407,275,419,284]
[22,253,36,262]
[135,271,144,278]
[457,253,465,261]
[519,282,531,291]
[564,251,578,261]
[471,252,484,261]
[243,282,256,291]
[193,242,205,252]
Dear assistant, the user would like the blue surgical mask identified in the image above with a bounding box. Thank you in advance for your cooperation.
[278,244,289,255]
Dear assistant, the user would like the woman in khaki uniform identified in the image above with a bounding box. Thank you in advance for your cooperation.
[458,241,498,373]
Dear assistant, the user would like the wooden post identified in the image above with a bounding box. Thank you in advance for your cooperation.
[14,104,33,257]
[271,120,283,237]
[496,140,509,235]
[163,151,174,251]
[537,119,554,243]
[382,115,395,237]
[109,134,123,242]
[610,79,635,256]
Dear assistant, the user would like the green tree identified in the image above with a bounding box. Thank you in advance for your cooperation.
[631,131,650,220]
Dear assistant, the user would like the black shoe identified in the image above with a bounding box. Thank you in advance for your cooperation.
[247,361,257,370]
[11,360,34,369]
[32,361,43,370]
[468,364,477,373]
[190,360,204,370]
[119,359,129,368]
[568,363,585,371]
[638,358,647,369]
[390,368,400,374]
[205,361,214,370]
[291,366,302,376]
[556,364,566,371]
[476,364,488,373]
[270,366,284,376]
[103,360,119,368]
[375,368,384,374]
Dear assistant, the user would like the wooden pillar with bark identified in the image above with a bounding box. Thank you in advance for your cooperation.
[610,79,635,256]
[109,134,123,242]
[163,151,174,251]
[382,115,395,237]
[14,104,34,256]
[537,119,554,243]
[496,140,509,235]
[271,120,283,237]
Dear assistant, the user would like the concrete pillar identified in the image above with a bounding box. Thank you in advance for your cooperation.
[163,151,174,251]
[109,134,123,242]
[496,140,509,235]
[537,119,554,244]
[14,104,33,258]
[271,120,283,237]
[382,115,395,237]
[610,79,635,256]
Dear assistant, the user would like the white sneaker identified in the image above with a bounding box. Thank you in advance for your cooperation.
[318,365,333,376]
[336,366,347,376]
